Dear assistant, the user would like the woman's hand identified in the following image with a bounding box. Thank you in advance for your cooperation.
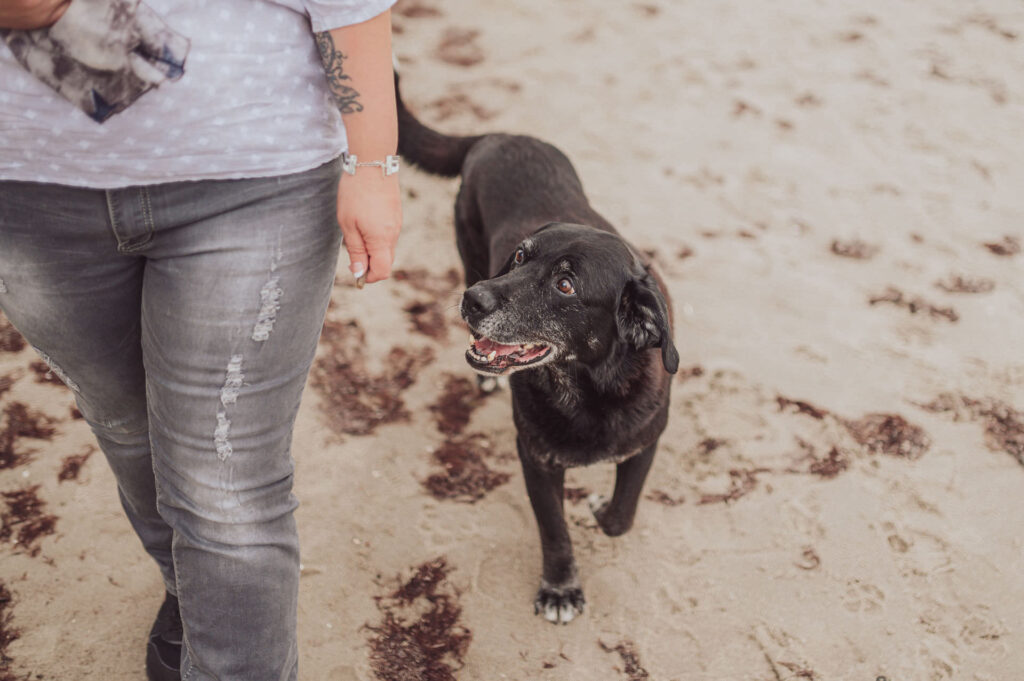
[338,171,402,285]
[0,0,71,29]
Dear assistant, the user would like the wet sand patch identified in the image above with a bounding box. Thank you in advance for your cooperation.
[422,434,510,503]
[393,268,462,341]
[428,374,481,437]
[599,639,650,681]
[831,239,879,260]
[843,413,930,459]
[1,403,57,471]
[367,557,472,681]
[57,445,96,483]
[0,314,24,354]
[935,274,995,294]
[983,235,1020,256]
[917,394,1024,465]
[311,320,434,437]
[1,486,57,558]
[0,580,24,681]
[869,287,959,323]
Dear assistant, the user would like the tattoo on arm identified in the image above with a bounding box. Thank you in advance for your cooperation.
[315,31,363,114]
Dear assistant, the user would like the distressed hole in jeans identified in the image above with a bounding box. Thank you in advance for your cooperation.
[252,276,283,342]
[215,410,233,460]
[32,347,80,392]
[0,278,7,294]
[220,355,244,406]
[215,355,244,460]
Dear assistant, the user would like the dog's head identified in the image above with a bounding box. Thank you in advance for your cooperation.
[460,223,680,376]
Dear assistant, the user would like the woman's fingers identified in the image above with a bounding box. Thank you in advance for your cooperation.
[364,245,393,284]
[338,173,401,287]
[342,221,369,284]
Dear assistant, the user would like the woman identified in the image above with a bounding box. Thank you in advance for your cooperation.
[0,1,401,679]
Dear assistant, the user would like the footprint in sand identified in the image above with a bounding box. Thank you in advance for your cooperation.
[841,579,885,613]
[959,613,1008,655]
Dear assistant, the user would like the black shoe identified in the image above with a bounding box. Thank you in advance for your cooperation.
[146,592,183,681]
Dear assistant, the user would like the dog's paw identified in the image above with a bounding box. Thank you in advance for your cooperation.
[587,493,610,517]
[588,493,631,537]
[475,372,503,393]
[534,583,585,625]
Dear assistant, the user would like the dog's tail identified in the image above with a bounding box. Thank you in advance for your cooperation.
[395,71,482,178]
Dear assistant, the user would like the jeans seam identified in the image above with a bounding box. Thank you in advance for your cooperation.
[153,405,194,679]
[171,540,201,680]
[104,189,122,246]
[106,188,155,253]
[123,187,155,252]
[141,186,155,236]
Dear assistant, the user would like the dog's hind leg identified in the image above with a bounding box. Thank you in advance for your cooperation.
[517,438,585,624]
[589,441,657,537]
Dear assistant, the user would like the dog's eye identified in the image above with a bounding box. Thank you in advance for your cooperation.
[513,248,525,266]
[556,278,575,295]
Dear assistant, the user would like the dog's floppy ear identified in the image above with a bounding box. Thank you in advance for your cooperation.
[616,272,680,374]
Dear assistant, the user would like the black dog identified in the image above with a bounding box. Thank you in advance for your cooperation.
[396,74,679,624]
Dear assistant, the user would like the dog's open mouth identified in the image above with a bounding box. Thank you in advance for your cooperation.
[466,332,552,373]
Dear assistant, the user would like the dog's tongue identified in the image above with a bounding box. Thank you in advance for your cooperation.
[474,337,520,357]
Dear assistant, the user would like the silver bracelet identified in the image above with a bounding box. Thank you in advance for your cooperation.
[342,153,400,177]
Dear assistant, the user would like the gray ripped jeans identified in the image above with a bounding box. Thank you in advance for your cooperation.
[0,158,343,680]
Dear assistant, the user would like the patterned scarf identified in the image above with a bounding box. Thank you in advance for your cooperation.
[1,0,189,123]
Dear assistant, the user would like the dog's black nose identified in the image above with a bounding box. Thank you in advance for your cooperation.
[462,284,499,318]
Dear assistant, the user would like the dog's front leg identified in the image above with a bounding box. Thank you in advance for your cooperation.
[589,441,657,536]
[517,438,585,624]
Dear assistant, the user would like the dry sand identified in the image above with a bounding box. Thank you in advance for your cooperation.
[2,0,1024,679]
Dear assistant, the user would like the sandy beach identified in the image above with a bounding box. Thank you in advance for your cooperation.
[2,0,1023,679]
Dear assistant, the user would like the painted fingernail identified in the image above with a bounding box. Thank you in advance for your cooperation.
[352,264,365,279]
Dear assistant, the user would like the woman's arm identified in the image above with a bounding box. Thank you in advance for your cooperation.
[0,0,70,29]
[316,8,401,285]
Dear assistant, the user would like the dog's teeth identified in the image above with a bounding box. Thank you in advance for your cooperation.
[486,351,497,362]
[523,343,534,350]
[469,334,476,345]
